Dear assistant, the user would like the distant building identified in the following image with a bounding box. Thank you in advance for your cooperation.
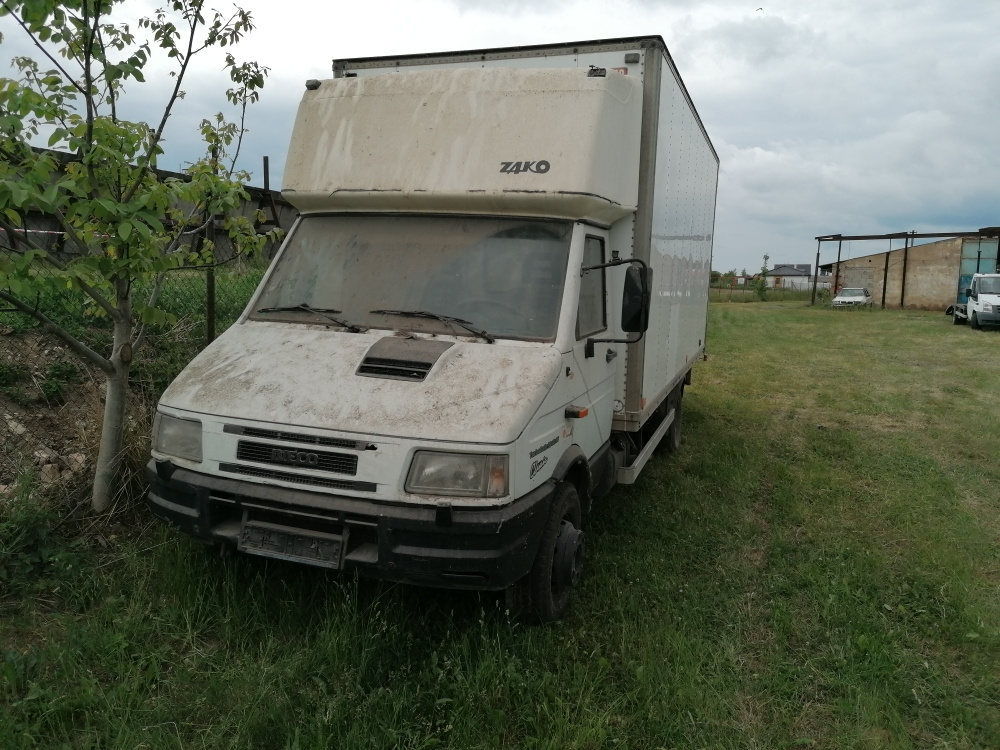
[774,263,811,274]
[767,263,828,290]
[820,236,1000,309]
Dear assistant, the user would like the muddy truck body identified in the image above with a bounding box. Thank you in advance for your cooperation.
[147,35,719,621]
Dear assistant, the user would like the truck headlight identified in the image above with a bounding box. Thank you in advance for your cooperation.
[405,452,508,498]
[152,413,203,463]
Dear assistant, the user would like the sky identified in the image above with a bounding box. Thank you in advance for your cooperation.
[3,0,999,273]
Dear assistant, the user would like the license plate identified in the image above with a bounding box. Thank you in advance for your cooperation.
[238,520,344,569]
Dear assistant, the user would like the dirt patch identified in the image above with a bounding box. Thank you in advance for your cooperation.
[0,327,104,493]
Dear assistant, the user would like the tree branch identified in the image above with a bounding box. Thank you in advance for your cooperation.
[131,270,168,351]
[1,1,88,97]
[37,211,124,323]
[93,16,118,123]
[0,220,43,252]
[228,99,248,175]
[0,290,114,375]
[81,0,98,188]
[122,0,206,204]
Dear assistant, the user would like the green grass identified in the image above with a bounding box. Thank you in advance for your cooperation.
[2,302,999,748]
[709,285,817,303]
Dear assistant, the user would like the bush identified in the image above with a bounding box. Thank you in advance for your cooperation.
[0,475,95,609]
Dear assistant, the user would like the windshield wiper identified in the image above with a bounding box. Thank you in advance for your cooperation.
[370,309,495,344]
[256,303,363,332]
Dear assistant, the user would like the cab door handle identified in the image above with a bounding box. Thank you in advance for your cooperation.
[606,348,617,363]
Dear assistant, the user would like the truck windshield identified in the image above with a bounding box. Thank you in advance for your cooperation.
[251,215,572,341]
[978,277,1000,295]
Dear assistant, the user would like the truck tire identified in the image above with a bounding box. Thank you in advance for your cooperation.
[665,392,684,453]
[971,312,981,330]
[526,481,584,623]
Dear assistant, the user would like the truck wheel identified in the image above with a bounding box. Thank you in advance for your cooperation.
[971,312,981,330]
[203,540,235,560]
[665,393,684,453]
[528,482,584,623]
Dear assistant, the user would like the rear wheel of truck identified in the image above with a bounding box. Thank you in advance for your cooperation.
[202,540,235,561]
[664,388,684,453]
[506,482,584,623]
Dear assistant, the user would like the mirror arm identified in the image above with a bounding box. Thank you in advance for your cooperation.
[581,256,651,359]
[581,257,649,275]
[585,331,643,359]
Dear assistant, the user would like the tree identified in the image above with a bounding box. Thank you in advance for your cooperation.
[0,0,278,511]
[750,254,770,301]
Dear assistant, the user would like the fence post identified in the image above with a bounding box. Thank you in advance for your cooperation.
[881,246,891,309]
[833,237,842,295]
[206,146,218,345]
[810,240,820,306]
[206,261,216,344]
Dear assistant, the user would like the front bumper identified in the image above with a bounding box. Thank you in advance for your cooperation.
[146,460,551,591]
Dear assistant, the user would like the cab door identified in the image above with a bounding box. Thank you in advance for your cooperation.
[566,232,616,457]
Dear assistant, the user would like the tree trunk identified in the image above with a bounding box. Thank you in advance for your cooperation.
[91,306,133,512]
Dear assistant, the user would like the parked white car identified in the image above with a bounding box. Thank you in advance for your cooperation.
[832,288,873,307]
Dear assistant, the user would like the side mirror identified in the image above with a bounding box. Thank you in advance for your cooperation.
[966,288,975,299]
[582,258,652,357]
[621,263,652,333]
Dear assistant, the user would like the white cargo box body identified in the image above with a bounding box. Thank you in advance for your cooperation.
[285,36,720,432]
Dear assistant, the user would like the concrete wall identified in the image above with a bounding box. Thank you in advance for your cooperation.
[830,237,962,310]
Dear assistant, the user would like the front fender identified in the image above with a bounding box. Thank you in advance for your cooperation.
[549,443,595,515]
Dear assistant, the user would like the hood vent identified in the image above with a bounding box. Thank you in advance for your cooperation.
[357,338,453,382]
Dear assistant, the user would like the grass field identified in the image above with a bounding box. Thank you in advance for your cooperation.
[708,285,819,303]
[2,302,999,748]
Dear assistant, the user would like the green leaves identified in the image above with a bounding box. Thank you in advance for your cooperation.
[133,302,174,326]
[1,0,270,339]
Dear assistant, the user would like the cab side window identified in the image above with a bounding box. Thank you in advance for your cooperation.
[577,236,607,339]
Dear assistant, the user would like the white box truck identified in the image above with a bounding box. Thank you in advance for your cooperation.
[147,36,719,621]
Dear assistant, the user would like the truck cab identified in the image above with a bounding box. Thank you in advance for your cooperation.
[962,274,1000,329]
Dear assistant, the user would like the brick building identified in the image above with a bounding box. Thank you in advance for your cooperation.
[821,235,999,310]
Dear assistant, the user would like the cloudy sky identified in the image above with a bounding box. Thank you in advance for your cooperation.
[3,0,999,272]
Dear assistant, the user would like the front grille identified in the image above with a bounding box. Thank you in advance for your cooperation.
[219,463,376,492]
[357,356,432,381]
[236,440,358,475]
[224,424,369,450]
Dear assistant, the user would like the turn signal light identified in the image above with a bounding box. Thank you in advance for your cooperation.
[565,405,589,419]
